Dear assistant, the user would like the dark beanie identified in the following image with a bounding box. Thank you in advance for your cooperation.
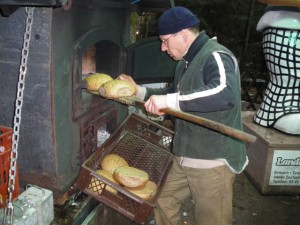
[158,6,200,35]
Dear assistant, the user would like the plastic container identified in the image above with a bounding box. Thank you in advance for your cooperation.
[76,113,174,224]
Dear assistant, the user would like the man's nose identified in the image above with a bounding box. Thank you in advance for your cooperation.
[161,43,167,51]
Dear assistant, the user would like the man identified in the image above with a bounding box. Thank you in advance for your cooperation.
[119,6,248,225]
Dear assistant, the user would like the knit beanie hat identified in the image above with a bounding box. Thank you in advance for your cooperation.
[158,6,200,35]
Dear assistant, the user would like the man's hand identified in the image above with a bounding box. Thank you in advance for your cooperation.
[117,74,137,87]
[144,95,167,116]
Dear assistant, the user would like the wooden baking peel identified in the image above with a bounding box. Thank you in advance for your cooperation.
[88,91,257,144]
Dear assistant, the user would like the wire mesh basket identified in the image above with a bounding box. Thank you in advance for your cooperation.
[76,113,174,224]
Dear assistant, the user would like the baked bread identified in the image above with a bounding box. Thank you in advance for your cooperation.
[125,180,157,201]
[101,154,129,174]
[99,79,136,98]
[113,166,149,188]
[89,169,118,194]
[84,73,113,91]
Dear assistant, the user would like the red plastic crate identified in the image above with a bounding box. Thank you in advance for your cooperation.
[0,126,12,152]
[0,126,20,208]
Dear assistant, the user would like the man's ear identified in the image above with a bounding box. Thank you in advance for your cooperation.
[180,29,188,42]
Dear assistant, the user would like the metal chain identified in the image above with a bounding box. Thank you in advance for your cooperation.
[3,7,34,225]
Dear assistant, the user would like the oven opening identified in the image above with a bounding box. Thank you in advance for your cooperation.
[82,41,121,79]
[73,40,122,120]
[82,45,96,77]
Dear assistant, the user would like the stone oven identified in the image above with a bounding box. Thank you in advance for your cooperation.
[0,0,176,206]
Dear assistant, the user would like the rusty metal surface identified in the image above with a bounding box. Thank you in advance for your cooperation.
[76,113,174,224]
[80,108,118,162]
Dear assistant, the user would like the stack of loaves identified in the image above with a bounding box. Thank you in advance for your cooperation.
[90,154,157,201]
[84,73,136,98]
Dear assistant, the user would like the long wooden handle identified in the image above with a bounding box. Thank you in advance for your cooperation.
[161,107,256,143]
[85,91,256,143]
[117,96,257,144]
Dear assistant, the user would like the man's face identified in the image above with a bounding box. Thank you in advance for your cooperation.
[160,31,186,61]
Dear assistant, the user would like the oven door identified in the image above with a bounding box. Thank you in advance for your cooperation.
[125,36,177,84]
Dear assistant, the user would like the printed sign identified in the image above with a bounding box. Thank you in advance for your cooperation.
[269,150,300,186]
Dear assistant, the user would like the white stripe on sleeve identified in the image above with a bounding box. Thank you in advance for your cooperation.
[179,52,227,101]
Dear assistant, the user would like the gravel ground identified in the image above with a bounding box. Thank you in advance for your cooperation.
[173,172,300,225]
[51,166,300,225]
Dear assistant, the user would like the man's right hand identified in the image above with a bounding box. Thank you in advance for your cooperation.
[145,95,167,116]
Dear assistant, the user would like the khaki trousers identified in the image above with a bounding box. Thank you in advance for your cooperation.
[154,157,235,225]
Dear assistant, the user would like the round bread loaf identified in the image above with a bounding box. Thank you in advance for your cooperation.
[99,79,136,98]
[101,154,129,174]
[125,180,157,201]
[89,169,118,194]
[84,73,113,91]
[113,166,149,188]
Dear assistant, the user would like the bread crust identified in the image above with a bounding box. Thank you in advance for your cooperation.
[101,154,129,174]
[125,180,157,200]
[113,166,149,188]
[99,79,137,98]
[84,73,113,91]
